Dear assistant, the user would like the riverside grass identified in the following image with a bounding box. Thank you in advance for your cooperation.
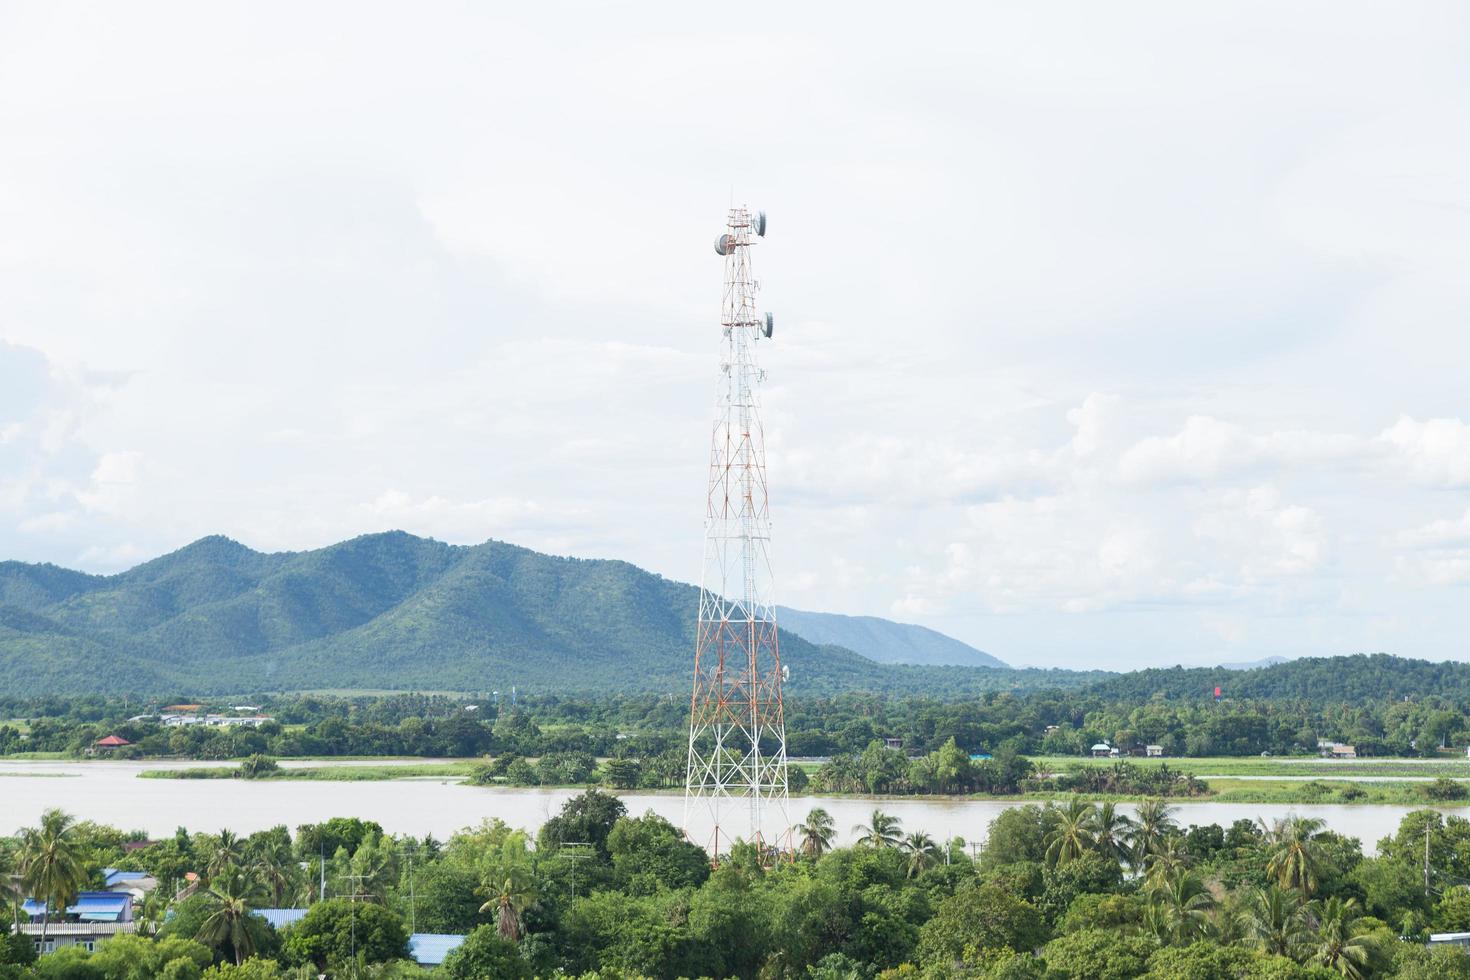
[131,754,1470,805]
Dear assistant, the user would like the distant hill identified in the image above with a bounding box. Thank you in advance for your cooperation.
[0,533,1100,696]
[1084,653,1470,703]
[775,607,1005,668]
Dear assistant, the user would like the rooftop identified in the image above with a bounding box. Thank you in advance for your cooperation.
[409,933,467,966]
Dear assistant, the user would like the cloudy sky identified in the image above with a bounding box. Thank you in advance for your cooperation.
[3,3,1469,669]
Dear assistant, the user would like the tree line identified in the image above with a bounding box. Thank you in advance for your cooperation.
[13,794,1470,976]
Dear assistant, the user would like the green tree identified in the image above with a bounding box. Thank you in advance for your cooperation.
[17,808,87,948]
[916,882,1046,966]
[1308,896,1378,979]
[1041,928,1158,980]
[796,808,837,858]
[537,789,627,857]
[88,933,212,980]
[440,925,532,980]
[901,832,943,879]
[607,813,710,894]
[854,810,903,849]
[197,869,267,966]
[1261,815,1327,897]
[1128,800,1176,871]
[200,960,285,980]
[1242,885,1311,960]
[1044,798,1096,866]
[281,899,410,972]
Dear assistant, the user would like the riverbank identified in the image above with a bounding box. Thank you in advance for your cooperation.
[122,755,1470,805]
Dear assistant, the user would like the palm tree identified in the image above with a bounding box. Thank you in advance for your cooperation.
[1310,897,1379,979]
[479,864,536,941]
[795,808,836,858]
[205,829,247,880]
[1128,799,1176,871]
[853,810,903,849]
[901,832,943,878]
[17,808,87,948]
[248,828,299,907]
[1242,884,1311,960]
[1143,835,1193,887]
[196,868,265,965]
[1044,797,1097,866]
[1149,869,1214,945]
[1260,815,1326,897]
[1092,801,1134,865]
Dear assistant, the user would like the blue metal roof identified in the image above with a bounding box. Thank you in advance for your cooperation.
[21,900,45,918]
[254,908,309,929]
[66,892,130,922]
[409,933,467,965]
[103,869,152,886]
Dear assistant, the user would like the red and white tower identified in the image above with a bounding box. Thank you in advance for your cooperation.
[684,206,791,858]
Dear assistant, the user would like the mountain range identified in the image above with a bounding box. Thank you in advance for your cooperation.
[774,607,1004,668]
[0,533,1092,696]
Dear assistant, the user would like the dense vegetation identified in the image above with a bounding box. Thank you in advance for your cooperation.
[13,676,1470,768]
[11,795,1470,977]
[0,533,1094,696]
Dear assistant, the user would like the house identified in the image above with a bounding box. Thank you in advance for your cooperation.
[94,735,130,751]
[254,908,309,930]
[409,933,468,967]
[1429,932,1470,947]
[101,869,157,899]
[1318,741,1357,759]
[969,753,993,762]
[1090,742,1112,758]
[20,892,134,954]
[883,737,903,751]
[1464,745,1470,760]
[1145,745,1165,758]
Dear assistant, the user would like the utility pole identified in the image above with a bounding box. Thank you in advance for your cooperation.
[1425,821,1432,896]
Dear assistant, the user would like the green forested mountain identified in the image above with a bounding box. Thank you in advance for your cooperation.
[0,533,1094,696]
[774,606,1006,668]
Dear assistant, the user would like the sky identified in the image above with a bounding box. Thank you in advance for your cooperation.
[2,3,1470,670]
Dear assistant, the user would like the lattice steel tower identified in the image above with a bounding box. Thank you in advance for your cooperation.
[684,206,791,858]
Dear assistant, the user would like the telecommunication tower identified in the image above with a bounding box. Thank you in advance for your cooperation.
[684,207,791,858]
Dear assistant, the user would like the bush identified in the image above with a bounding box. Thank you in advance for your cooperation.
[441,927,532,980]
[237,755,280,779]
[1427,778,1469,801]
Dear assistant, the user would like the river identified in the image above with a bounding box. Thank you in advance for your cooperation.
[2,760,1464,855]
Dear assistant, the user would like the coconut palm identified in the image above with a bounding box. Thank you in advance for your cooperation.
[479,864,537,941]
[1241,884,1311,960]
[901,832,943,878]
[1310,897,1379,979]
[17,808,87,948]
[1044,797,1097,866]
[795,808,836,858]
[205,829,247,880]
[1148,869,1214,945]
[196,867,265,965]
[1261,815,1326,897]
[1128,799,1176,871]
[248,827,299,907]
[853,810,903,849]
[1143,835,1193,887]
[1092,801,1134,865]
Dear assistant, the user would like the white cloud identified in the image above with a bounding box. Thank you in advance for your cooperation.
[4,4,1470,667]
[1377,417,1470,488]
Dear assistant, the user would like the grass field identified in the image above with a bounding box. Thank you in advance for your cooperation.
[1032,755,1470,779]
